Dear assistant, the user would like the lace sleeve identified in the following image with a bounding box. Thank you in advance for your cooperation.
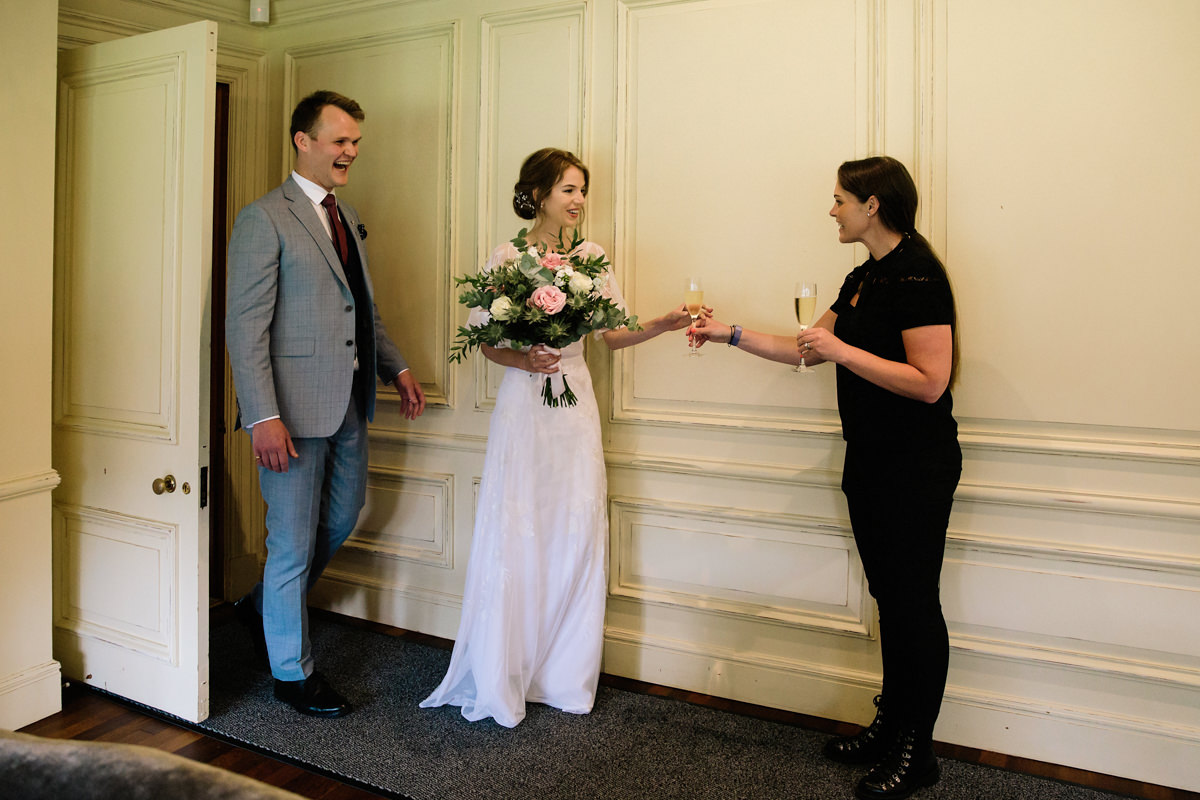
[569,242,629,339]
[466,243,522,328]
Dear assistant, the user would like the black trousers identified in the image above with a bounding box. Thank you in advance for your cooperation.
[842,439,961,741]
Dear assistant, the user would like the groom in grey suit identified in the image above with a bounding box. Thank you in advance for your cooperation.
[225,90,425,717]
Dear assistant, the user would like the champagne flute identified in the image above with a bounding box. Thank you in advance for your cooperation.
[684,277,704,357]
[794,280,817,373]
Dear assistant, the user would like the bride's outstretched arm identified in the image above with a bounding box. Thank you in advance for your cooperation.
[601,303,711,351]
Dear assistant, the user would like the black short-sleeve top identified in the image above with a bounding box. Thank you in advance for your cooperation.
[830,236,958,448]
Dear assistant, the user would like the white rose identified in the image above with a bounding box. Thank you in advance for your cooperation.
[592,274,609,293]
[568,272,594,296]
[489,295,515,321]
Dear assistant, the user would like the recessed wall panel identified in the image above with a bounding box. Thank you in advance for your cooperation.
[52,504,175,662]
[944,0,1200,432]
[287,26,456,407]
[57,68,180,438]
[611,497,867,633]
[943,537,1200,669]
[475,6,586,408]
[348,468,453,567]
[617,0,863,424]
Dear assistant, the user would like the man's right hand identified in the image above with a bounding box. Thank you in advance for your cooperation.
[252,418,298,473]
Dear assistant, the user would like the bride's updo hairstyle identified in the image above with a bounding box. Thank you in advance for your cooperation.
[512,147,589,221]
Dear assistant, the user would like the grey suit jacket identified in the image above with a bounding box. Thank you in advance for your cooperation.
[225,176,408,438]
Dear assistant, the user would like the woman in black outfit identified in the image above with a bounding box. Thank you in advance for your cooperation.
[690,156,960,800]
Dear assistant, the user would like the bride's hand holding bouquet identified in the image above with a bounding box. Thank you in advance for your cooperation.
[450,228,640,407]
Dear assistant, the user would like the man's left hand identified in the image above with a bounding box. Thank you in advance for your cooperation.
[394,370,426,420]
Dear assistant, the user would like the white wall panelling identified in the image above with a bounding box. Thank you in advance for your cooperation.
[284,23,458,410]
[474,4,588,409]
[41,0,1200,790]
[940,0,1200,434]
[53,64,183,441]
[609,496,869,633]
[612,0,870,430]
[0,479,61,731]
[346,467,455,568]
[52,504,178,664]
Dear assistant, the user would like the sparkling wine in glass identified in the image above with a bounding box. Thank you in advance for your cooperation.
[684,277,704,357]
[794,281,817,373]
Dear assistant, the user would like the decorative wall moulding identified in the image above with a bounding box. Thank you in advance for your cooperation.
[475,5,587,411]
[955,482,1200,525]
[611,402,1200,464]
[949,632,1200,691]
[960,421,1200,465]
[608,495,870,636]
[948,528,1200,575]
[944,684,1200,747]
[137,0,247,24]
[0,661,63,698]
[604,624,882,693]
[267,0,427,29]
[0,471,62,503]
[51,504,177,664]
[343,466,454,568]
[368,428,489,456]
[57,8,153,45]
[607,448,842,488]
[317,564,465,612]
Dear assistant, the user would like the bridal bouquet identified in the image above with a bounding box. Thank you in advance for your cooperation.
[450,228,639,407]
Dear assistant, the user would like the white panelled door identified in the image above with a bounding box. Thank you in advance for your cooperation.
[52,21,217,722]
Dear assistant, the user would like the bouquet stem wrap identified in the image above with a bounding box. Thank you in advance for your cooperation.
[538,347,578,408]
[450,228,641,409]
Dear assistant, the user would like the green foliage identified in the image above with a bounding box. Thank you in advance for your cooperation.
[448,227,642,365]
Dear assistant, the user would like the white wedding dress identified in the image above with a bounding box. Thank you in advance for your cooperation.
[420,241,624,728]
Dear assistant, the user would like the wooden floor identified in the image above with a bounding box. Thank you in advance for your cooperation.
[19,608,1200,800]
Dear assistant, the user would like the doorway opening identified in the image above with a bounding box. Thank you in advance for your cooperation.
[209,80,230,602]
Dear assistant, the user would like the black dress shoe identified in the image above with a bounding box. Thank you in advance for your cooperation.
[854,729,939,800]
[824,694,896,765]
[233,595,269,668]
[274,672,353,718]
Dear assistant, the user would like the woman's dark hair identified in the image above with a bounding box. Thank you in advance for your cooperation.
[513,148,589,221]
[290,90,364,153]
[838,156,960,387]
[838,156,918,238]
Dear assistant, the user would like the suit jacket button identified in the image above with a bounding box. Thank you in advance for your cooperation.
[345,305,353,312]
[346,340,354,347]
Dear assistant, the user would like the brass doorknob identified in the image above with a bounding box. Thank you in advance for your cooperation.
[152,474,177,495]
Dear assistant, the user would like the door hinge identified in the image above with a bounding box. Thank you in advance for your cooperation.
[199,466,209,509]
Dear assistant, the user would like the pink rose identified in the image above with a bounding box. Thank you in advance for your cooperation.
[540,253,568,271]
[529,285,567,315]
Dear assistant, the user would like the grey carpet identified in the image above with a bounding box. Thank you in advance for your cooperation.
[198,615,1131,800]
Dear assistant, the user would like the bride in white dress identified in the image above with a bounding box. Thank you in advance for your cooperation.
[421,148,702,727]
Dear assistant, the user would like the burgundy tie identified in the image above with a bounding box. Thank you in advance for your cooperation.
[321,193,349,264]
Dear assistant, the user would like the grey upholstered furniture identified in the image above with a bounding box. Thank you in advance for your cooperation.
[0,728,308,799]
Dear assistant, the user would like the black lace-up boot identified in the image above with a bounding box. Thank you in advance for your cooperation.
[822,695,896,765]
[854,727,939,800]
